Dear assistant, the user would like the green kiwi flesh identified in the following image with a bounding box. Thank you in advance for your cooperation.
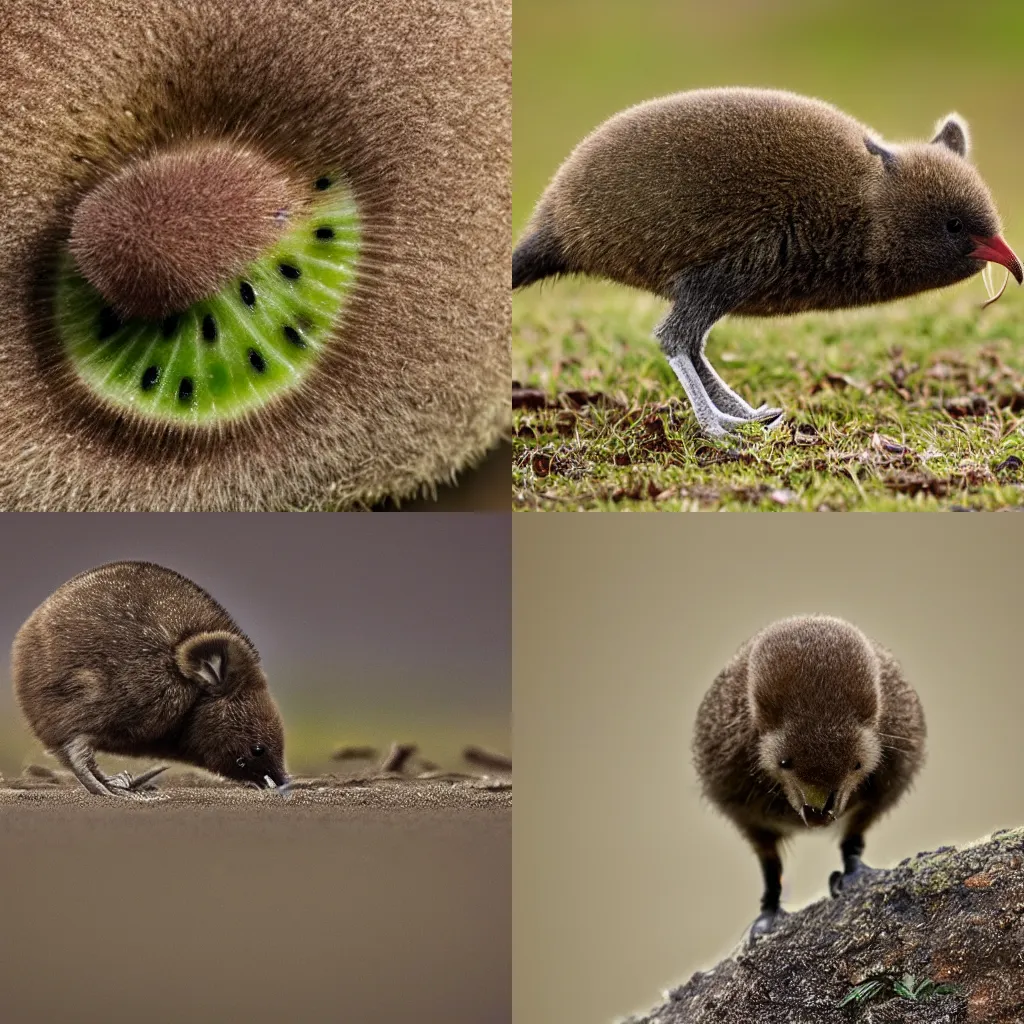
[55,175,360,424]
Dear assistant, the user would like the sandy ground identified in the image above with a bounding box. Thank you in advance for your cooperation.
[0,772,510,1024]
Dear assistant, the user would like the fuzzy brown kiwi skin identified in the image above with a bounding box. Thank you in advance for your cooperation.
[69,141,305,320]
[0,0,510,510]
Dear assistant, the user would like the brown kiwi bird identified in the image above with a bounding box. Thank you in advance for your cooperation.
[692,615,925,938]
[0,0,509,510]
[513,88,1022,437]
[12,561,288,796]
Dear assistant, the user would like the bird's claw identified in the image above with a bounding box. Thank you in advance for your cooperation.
[105,765,169,793]
[829,861,882,899]
[745,907,787,948]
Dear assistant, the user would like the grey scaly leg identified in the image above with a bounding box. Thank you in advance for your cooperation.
[657,265,782,436]
[696,353,783,424]
[58,736,122,796]
[58,737,166,797]
[664,351,751,438]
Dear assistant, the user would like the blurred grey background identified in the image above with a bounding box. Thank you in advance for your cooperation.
[0,513,510,772]
[514,515,1024,1024]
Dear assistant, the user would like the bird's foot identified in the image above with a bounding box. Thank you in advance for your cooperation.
[745,907,788,947]
[829,860,884,898]
[104,765,169,795]
[751,405,785,426]
[694,407,754,438]
[700,407,784,439]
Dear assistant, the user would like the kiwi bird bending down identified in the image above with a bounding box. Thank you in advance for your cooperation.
[12,561,288,797]
[692,615,925,939]
[513,88,1022,437]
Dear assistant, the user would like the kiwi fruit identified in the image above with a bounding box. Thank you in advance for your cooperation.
[0,0,510,510]
[59,163,360,424]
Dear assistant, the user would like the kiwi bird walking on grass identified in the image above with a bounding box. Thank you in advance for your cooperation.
[692,616,925,940]
[513,88,1022,437]
[12,561,288,797]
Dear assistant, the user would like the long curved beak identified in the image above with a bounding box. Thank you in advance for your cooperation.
[969,234,1024,284]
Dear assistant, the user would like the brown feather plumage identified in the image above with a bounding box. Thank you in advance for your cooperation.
[12,561,287,790]
[693,615,925,933]
[514,88,1017,436]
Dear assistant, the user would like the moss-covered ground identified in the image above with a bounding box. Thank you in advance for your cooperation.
[513,279,1024,510]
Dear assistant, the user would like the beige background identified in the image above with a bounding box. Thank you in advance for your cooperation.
[514,516,1024,1024]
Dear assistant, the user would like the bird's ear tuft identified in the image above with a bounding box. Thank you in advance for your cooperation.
[176,631,253,694]
[864,136,897,169]
[931,114,970,157]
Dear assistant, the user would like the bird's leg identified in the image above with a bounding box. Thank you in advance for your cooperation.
[57,736,125,797]
[696,351,783,425]
[57,737,165,798]
[657,268,778,436]
[663,349,750,438]
[829,827,884,897]
[744,827,787,943]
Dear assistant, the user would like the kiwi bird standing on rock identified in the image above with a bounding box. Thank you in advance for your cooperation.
[692,615,925,939]
[12,561,288,797]
[513,88,1022,436]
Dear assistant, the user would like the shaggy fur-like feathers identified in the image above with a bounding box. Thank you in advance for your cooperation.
[693,616,925,836]
[12,561,287,786]
[517,88,1003,310]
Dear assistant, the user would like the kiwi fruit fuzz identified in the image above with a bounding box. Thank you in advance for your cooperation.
[0,0,510,509]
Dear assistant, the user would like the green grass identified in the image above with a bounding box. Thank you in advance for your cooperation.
[513,279,1024,510]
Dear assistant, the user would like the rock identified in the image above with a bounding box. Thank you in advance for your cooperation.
[630,829,1024,1024]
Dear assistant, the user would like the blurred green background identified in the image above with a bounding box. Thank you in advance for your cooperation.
[514,0,1024,238]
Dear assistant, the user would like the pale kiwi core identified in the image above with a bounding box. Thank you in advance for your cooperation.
[58,141,361,425]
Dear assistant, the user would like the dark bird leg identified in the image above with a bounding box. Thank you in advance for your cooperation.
[744,826,787,942]
[656,268,781,436]
[830,815,884,897]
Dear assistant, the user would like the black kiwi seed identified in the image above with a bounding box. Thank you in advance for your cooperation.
[279,263,301,280]
[315,227,334,240]
[161,314,179,338]
[283,325,305,348]
[315,176,331,190]
[248,348,266,373]
[240,281,256,307]
[177,377,193,403]
[97,307,121,340]
[202,313,217,341]
[141,365,160,391]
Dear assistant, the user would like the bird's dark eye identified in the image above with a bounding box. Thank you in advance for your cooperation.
[779,758,793,770]
[236,757,246,769]
[854,761,862,771]
[251,744,265,758]
[946,217,964,234]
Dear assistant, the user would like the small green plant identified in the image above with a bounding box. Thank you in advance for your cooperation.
[838,973,958,1008]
